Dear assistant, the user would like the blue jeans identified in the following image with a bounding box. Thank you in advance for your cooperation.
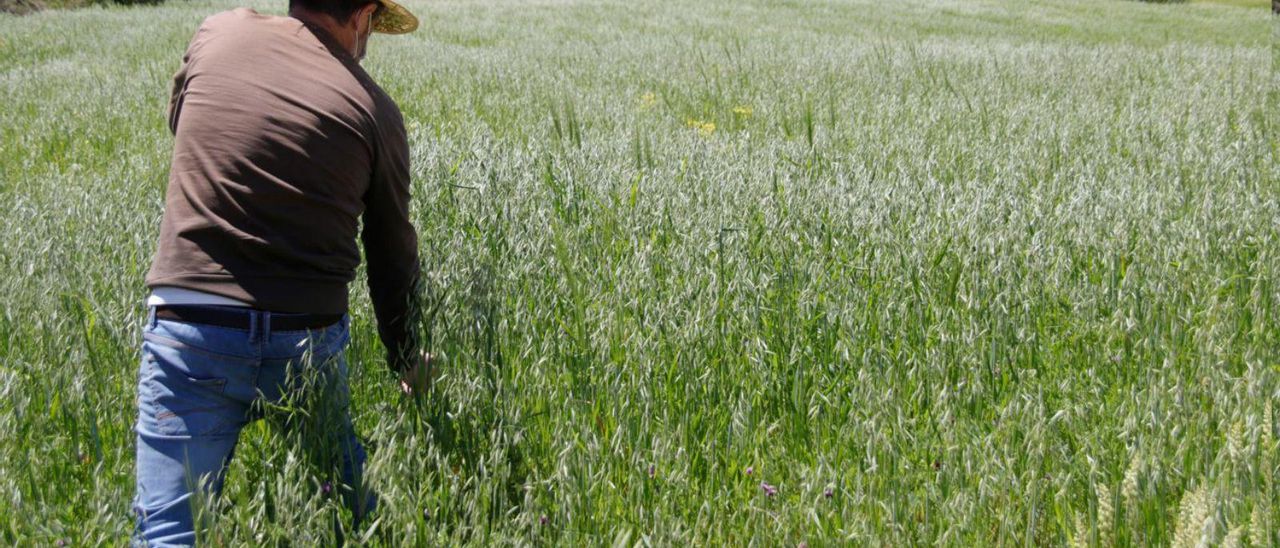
[132,306,374,546]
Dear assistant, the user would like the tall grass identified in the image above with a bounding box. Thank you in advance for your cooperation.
[0,0,1275,544]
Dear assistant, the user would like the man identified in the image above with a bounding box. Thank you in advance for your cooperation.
[134,0,431,544]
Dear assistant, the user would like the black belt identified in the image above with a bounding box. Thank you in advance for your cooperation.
[154,305,342,331]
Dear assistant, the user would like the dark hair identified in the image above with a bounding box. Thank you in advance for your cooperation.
[289,0,382,23]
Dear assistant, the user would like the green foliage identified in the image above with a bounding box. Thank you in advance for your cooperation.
[0,0,1275,545]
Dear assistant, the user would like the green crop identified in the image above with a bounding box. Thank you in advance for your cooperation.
[0,0,1275,545]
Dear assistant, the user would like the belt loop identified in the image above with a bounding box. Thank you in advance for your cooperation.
[147,305,157,329]
[247,309,259,343]
[261,310,272,340]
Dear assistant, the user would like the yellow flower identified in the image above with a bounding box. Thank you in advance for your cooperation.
[639,92,658,109]
[685,118,716,136]
[732,105,753,118]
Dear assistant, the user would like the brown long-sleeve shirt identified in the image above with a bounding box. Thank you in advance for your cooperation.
[146,8,420,372]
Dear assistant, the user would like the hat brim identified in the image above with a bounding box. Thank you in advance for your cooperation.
[373,0,418,34]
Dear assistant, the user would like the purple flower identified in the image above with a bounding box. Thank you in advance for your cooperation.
[744,466,754,476]
[539,514,549,526]
[647,465,656,478]
[760,481,777,497]
[55,541,67,548]
[321,482,332,495]
[798,543,808,548]
[824,487,834,499]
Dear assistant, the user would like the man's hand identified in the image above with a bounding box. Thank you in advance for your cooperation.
[399,351,437,397]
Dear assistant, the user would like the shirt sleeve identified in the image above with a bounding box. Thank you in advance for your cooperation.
[168,20,208,134]
[167,52,190,134]
[362,100,422,374]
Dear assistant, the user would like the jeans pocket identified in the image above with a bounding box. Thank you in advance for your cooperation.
[137,346,241,438]
[185,375,228,391]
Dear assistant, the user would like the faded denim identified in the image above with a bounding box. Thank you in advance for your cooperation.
[132,306,373,547]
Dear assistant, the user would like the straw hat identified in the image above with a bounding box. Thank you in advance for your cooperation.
[372,0,418,34]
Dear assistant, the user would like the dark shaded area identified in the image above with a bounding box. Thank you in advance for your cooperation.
[0,0,43,14]
[1,0,164,15]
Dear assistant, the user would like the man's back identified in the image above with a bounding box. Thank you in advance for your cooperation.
[147,7,417,321]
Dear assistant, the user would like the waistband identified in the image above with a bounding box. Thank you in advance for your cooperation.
[153,305,343,331]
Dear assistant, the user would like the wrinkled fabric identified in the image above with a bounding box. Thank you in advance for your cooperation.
[147,8,419,371]
[132,306,374,546]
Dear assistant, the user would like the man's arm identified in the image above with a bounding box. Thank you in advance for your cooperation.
[362,103,422,375]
